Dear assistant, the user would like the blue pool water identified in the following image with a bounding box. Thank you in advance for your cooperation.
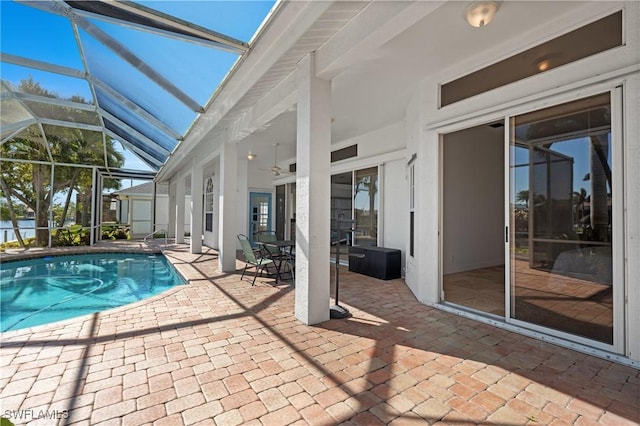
[0,253,186,332]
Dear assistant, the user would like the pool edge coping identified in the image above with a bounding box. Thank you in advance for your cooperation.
[0,246,193,337]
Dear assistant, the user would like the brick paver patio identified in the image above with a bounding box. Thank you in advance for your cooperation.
[1,244,638,425]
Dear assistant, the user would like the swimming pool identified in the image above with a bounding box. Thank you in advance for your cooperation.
[0,253,186,332]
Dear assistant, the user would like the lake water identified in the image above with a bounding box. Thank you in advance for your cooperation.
[1,219,39,242]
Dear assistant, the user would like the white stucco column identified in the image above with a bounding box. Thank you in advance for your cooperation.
[218,140,238,272]
[175,174,186,244]
[190,161,203,254]
[295,52,331,325]
[167,180,176,239]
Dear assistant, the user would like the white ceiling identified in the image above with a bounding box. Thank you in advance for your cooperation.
[236,1,588,171]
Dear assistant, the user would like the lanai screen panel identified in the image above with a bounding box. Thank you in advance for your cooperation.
[1,0,274,172]
[1,0,274,247]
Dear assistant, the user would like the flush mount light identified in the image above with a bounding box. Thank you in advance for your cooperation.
[465,1,500,28]
[247,152,256,160]
[537,59,551,72]
[535,54,562,73]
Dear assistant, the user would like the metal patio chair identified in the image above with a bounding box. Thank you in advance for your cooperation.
[237,234,276,285]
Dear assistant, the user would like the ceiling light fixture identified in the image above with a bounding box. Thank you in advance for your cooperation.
[537,59,551,72]
[465,1,500,28]
[247,152,256,160]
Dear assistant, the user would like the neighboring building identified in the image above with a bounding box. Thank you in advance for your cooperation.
[155,2,639,367]
[114,182,191,238]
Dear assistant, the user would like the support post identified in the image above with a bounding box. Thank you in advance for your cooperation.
[168,180,176,239]
[190,161,203,254]
[175,174,186,244]
[218,140,238,272]
[295,52,332,325]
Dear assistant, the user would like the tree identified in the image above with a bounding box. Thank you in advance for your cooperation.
[516,189,530,207]
[0,77,124,246]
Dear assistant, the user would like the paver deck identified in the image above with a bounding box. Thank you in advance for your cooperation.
[1,244,638,425]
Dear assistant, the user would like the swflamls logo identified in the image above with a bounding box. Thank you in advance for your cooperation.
[3,409,69,421]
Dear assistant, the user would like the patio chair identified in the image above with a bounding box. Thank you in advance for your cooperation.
[237,234,276,285]
[283,249,295,282]
[256,231,295,283]
[255,230,281,259]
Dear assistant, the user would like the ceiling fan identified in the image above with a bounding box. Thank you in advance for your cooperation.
[261,143,289,176]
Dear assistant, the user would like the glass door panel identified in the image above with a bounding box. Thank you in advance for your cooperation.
[354,167,378,246]
[275,185,286,240]
[442,124,505,316]
[331,172,353,260]
[509,93,614,344]
[248,192,272,245]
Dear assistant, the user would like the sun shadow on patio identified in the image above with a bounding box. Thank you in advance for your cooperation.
[0,246,637,425]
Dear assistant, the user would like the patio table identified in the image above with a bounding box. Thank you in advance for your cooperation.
[256,240,295,282]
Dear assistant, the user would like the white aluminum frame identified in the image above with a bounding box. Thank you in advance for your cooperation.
[436,80,628,360]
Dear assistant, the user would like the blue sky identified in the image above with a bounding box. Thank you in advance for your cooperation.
[1,0,275,179]
[512,134,612,204]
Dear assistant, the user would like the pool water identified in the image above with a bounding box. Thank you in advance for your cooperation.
[0,253,186,332]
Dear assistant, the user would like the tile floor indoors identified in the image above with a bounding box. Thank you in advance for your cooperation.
[443,261,614,344]
[0,243,638,425]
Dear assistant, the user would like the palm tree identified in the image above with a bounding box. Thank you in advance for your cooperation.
[573,188,588,222]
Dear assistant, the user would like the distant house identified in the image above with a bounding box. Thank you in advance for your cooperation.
[113,182,191,238]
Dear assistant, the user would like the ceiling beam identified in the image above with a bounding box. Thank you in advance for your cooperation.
[0,119,38,138]
[17,0,203,113]
[104,129,162,170]
[75,16,204,113]
[91,77,183,141]
[38,118,103,132]
[12,91,97,112]
[104,1,249,53]
[100,110,170,156]
[0,53,85,79]
[19,0,248,53]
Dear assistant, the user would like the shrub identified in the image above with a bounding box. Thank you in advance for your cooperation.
[52,225,90,246]
[101,225,130,240]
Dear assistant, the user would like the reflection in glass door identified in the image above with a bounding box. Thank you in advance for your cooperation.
[354,167,378,246]
[509,93,616,345]
[331,172,353,260]
[248,192,272,245]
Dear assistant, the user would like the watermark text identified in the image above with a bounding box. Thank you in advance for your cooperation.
[3,409,69,421]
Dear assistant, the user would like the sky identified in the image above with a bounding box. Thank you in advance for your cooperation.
[511,134,612,205]
[0,0,275,181]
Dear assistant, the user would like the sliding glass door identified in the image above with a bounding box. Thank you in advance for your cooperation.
[508,92,620,347]
[329,167,380,262]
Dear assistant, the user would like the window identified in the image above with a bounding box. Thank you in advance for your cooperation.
[205,176,214,232]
